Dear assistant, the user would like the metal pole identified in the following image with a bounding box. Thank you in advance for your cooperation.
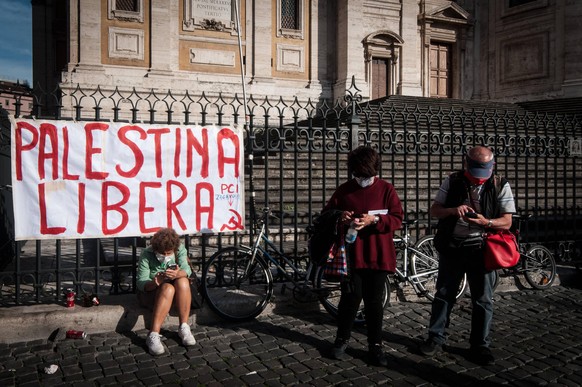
[233,0,257,231]
[234,0,249,122]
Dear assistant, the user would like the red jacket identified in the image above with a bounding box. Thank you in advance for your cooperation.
[323,178,403,272]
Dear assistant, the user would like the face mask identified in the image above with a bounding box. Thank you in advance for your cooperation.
[463,170,489,186]
[156,253,175,263]
[354,176,375,187]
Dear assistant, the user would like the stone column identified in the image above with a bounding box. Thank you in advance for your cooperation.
[399,0,422,96]
[334,0,367,100]
[250,0,272,84]
[76,0,103,70]
[148,0,178,76]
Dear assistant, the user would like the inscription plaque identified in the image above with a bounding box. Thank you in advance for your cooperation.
[193,0,232,25]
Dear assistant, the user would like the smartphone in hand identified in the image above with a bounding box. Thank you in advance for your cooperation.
[465,212,478,219]
[166,264,178,271]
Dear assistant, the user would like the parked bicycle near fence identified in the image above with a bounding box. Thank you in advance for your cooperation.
[492,214,557,291]
[389,220,467,302]
[202,211,469,322]
[201,208,390,322]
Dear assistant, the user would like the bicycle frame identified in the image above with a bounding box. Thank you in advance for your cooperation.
[389,220,467,301]
[393,226,439,289]
[243,215,315,289]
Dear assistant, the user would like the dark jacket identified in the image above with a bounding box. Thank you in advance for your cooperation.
[433,171,505,253]
[308,209,343,265]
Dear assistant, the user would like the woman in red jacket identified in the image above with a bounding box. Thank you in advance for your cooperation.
[323,146,403,366]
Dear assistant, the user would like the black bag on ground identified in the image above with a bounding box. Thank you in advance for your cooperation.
[186,257,204,309]
[307,210,343,266]
[189,273,204,309]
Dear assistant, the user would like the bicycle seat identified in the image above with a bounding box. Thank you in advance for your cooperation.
[401,219,418,227]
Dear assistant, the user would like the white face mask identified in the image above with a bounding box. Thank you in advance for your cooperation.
[354,176,375,187]
[156,253,175,264]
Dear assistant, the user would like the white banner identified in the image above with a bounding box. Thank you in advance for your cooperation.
[11,119,245,240]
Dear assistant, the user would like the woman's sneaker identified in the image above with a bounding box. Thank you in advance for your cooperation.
[368,343,388,367]
[146,332,165,356]
[178,323,196,346]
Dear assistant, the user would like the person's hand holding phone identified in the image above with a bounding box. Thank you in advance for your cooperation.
[164,264,179,280]
[462,210,486,226]
[153,271,166,286]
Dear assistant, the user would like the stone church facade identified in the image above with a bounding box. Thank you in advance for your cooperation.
[32,0,582,109]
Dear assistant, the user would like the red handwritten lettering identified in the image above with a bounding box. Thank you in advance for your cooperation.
[85,123,110,180]
[38,183,66,235]
[102,181,130,234]
[217,128,239,178]
[147,128,171,178]
[174,128,181,177]
[15,121,39,181]
[38,123,59,180]
[166,180,188,231]
[138,182,162,234]
[196,182,214,230]
[116,125,146,178]
[77,183,86,233]
[186,128,209,178]
[62,126,79,180]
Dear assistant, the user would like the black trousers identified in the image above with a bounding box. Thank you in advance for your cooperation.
[336,269,388,346]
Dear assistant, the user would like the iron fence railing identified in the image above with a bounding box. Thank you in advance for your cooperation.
[0,79,580,306]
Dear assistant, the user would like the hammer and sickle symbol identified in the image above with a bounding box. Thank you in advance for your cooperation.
[220,209,244,231]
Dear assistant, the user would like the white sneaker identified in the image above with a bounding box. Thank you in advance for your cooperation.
[146,332,165,356]
[178,323,196,346]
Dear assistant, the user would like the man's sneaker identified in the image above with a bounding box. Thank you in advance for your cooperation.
[469,346,495,366]
[331,338,349,360]
[419,339,442,356]
[368,343,388,367]
[178,323,196,346]
[146,332,165,356]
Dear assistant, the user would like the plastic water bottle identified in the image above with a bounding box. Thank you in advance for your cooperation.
[345,223,358,244]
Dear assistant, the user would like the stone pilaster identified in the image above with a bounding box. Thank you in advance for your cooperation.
[148,0,179,76]
[399,0,422,96]
[76,0,103,71]
[334,0,367,100]
[250,0,273,85]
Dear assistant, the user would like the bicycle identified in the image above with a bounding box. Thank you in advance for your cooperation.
[201,208,390,322]
[492,214,557,290]
[390,220,467,302]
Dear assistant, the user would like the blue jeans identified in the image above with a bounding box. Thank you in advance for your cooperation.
[427,246,495,348]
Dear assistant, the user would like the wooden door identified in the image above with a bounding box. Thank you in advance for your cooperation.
[372,58,389,100]
[430,43,452,98]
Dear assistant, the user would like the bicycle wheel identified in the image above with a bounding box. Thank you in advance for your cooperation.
[523,245,556,290]
[202,247,273,321]
[314,263,390,324]
[410,235,467,301]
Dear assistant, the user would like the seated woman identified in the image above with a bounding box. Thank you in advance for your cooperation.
[136,227,196,355]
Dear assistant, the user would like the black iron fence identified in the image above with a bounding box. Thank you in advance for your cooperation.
[1,79,580,306]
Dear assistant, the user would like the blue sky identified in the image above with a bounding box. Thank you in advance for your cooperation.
[0,0,32,84]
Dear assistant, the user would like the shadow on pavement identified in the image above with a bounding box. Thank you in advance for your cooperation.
[257,303,507,386]
[557,264,582,289]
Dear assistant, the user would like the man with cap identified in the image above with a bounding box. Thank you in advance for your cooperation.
[419,146,516,365]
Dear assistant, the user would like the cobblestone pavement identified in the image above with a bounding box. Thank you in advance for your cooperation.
[1,286,582,386]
